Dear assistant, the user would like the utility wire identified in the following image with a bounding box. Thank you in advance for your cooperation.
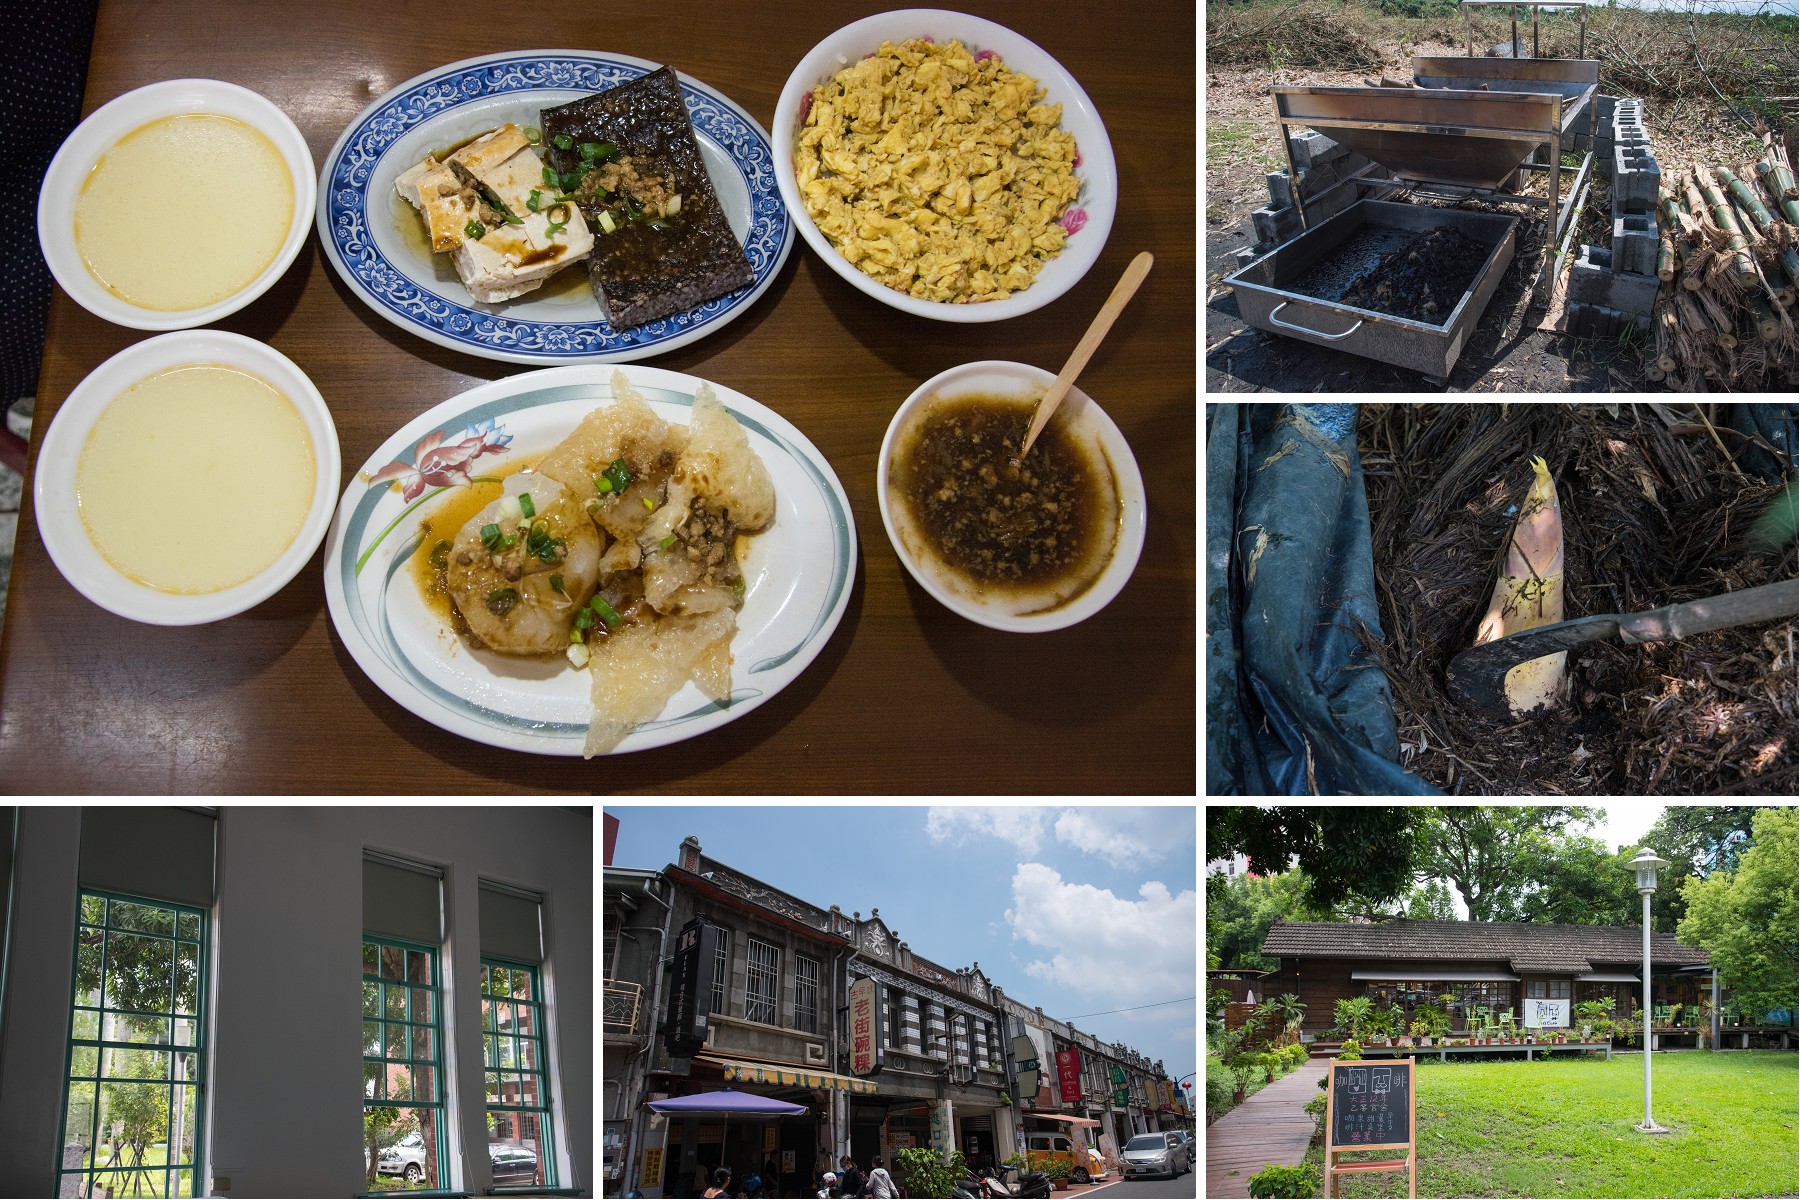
[1069,995,1196,1018]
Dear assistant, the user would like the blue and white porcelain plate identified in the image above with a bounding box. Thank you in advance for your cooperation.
[323,366,857,756]
[316,50,793,364]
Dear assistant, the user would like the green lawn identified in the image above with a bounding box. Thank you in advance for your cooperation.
[1316,1051,1798,1198]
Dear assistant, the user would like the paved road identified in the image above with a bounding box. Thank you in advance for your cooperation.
[1082,1166,1201,1198]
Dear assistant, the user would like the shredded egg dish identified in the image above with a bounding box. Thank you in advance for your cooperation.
[795,37,1081,303]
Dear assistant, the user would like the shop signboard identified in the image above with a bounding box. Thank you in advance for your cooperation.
[1523,998,1569,1027]
[665,916,723,1057]
[1056,1048,1082,1103]
[849,975,882,1075]
[641,1146,664,1191]
[930,1099,955,1157]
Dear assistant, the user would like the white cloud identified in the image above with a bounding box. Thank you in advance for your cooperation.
[1004,863,1196,1006]
[925,807,1053,855]
[1053,809,1189,867]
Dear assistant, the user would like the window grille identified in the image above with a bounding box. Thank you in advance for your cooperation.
[482,960,557,1189]
[795,956,820,1034]
[58,891,207,1199]
[363,933,448,1192]
[890,988,905,1050]
[746,938,779,1025]
[712,930,730,1016]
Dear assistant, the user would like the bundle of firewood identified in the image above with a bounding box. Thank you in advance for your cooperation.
[1651,131,1798,391]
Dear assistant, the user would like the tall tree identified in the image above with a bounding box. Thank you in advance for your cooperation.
[1404,880,1458,921]
[1634,806,1765,931]
[1677,806,1798,1023]
[1206,869,1328,971]
[1412,806,1606,922]
[1206,806,1422,912]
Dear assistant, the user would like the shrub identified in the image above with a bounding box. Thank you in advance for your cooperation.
[895,1147,966,1198]
[1287,1043,1308,1068]
[1304,1092,1329,1118]
[1338,1039,1362,1060]
[1248,1161,1324,1198]
[1208,1072,1235,1119]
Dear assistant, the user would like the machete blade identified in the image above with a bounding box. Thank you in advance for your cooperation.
[1445,616,1623,719]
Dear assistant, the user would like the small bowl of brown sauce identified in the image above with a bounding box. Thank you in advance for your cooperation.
[879,360,1145,632]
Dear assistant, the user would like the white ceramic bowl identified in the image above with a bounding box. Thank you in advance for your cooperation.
[34,331,341,625]
[38,79,317,331]
[878,360,1145,631]
[773,9,1116,323]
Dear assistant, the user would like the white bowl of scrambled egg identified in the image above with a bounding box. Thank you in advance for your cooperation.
[774,10,1116,322]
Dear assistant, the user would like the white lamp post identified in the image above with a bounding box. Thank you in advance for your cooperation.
[1630,847,1671,1134]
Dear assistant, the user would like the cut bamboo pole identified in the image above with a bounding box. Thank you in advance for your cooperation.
[1750,295,1781,342]
[1756,156,1799,226]
[1697,167,1758,289]
[1654,295,1678,373]
[1657,231,1677,283]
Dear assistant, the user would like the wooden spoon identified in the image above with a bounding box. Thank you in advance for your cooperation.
[1017,251,1153,461]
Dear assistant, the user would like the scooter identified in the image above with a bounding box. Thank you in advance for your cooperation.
[979,1165,1052,1199]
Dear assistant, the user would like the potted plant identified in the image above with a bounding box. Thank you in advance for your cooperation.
[1410,1017,1432,1048]
[1040,1157,1072,1190]
[1365,1007,1394,1048]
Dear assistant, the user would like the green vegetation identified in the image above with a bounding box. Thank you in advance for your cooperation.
[1249,1160,1325,1197]
[1313,1051,1798,1197]
[1678,806,1799,1024]
[1208,121,1283,173]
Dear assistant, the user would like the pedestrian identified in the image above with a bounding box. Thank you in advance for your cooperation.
[865,1155,897,1199]
[838,1156,866,1199]
[703,1166,733,1198]
[816,1170,839,1198]
[764,1153,782,1195]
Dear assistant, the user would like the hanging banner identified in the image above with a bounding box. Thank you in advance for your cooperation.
[930,1099,956,1157]
[1523,998,1569,1027]
[666,917,724,1056]
[850,976,883,1075]
[1057,1048,1083,1103]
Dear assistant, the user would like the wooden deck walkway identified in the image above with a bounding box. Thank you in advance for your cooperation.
[1204,1059,1324,1198]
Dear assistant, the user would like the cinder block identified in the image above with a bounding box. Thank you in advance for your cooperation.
[1568,301,1651,339]
[1613,116,1650,147]
[1596,137,1615,177]
[1613,146,1662,213]
[1233,245,1261,270]
[1252,204,1301,244]
[1598,94,1618,122]
[1569,244,1615,306]
[1612,211,1658,276]
[1289,130,1349,171]
[1607,268,1660,316]
[1267,171,1293,209]
[1305,185,1357,223]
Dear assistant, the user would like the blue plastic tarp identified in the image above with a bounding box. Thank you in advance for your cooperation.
[1206,403,1440,796]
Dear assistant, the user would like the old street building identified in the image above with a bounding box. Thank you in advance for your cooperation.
[603,836,1183,1197]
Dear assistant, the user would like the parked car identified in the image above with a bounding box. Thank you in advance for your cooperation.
[1023,1131,1103,1183]
[489,1140,541,1184]
[375,1130,428,1183]
[1170,1128,1195,1167]
[1121,1131,1186,1179]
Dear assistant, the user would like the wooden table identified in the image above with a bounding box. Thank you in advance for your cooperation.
[0,2,1195,794]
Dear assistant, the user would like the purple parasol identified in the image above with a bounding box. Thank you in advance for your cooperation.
[647,1088,807,1116]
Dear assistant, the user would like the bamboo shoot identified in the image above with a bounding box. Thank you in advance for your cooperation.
[1474,456,1565,718]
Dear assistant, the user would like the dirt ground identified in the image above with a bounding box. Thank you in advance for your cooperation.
[1203,40,1783,392]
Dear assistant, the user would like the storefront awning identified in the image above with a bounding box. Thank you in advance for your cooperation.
[695,1054,879,1094]
[1036,1114,1103,1127]
[1350,969,1519,981]
[1576,973,1642,983]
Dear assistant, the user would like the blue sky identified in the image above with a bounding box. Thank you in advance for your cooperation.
[606,804,1199,1090]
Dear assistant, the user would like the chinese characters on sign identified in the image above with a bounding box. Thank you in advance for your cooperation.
[849,976,879,1075]
[1056,1048,1082,1103]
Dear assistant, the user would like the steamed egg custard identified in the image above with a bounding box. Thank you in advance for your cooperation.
[77,365,314,594]
[75,114,293,311]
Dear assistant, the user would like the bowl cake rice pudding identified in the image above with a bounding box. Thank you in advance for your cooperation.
[77,364,316,594]
[75,113,294,311]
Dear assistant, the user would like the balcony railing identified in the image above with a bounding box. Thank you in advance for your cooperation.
[604,979,643,1036]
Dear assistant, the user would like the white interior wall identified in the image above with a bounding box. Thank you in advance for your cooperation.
[0,805,592,1199]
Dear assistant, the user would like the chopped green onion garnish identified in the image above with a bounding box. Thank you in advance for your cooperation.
[518,493,536,519]
[659,533,676,552]
[570,628,584,643]
[642,497,655,511]
[601,457,632,494]
[545,219,566,238]
[523,126,543,145]
[578,140,619,163]
[429,540,451,569]
[480,522,504,553]
[550,573,565,595]
[590,595,623,628]
[647,218,673,232]
[485,587,519,616]
[464,218,486,240]
[553,133,574,150]
[559,169,584,192]
[501,210,524,225]
[594,476,613,495]
[542,165,559,187]
[575,608,595,631]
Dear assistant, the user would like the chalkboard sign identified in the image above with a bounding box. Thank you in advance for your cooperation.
[1325,1057,1417,1198]
[1329,1059,1413,1149]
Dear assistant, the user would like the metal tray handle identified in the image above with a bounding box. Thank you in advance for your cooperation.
[1267,301,1364,341]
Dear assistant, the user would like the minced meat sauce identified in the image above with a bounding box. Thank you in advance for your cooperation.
[897,394,1103,590]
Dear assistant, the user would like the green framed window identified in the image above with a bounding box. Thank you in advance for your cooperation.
[58,889,207,1199]
[363,935,448,1192]
[482,959,556,1189]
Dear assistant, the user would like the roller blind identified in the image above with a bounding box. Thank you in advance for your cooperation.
[363,854,442,944]
[480,882,543,963]
[79,807,216,908]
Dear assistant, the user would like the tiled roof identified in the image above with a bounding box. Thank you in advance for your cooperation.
[1262,918,1709,972]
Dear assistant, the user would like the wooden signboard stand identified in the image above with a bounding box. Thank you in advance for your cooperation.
[1323,1056,1418,1198]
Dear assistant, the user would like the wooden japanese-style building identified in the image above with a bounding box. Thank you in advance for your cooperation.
[1258,918,1759,1046]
